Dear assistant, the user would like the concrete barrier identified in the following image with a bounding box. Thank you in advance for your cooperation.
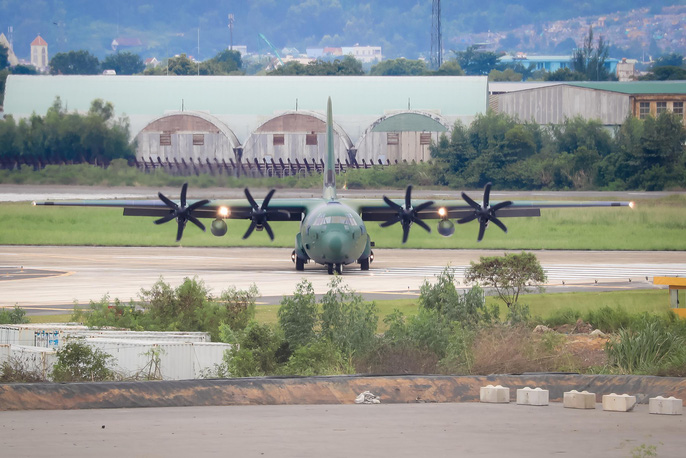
[480,385,510,403]
[563,390,596,409]
[517,387,549,406]
[649,396,683,415]
[602,393,636,412]
[2,374,686,411]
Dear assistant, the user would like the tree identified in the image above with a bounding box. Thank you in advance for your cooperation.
[320,276,378,357]
[165,54,197,75]
[101,51,145,75]
[652,53,684,68]
[489,68,522,82]
[571,26,613,81]
[278,279,319,348]
[464,252,547,308]
[0,44,8,70]
[432,60,464,76]
[369,58,426,76]
[640,66,686,81]
[49,50,100,75]
[544,68,585,81]
[209,49,243,74]
[453,46,500,76]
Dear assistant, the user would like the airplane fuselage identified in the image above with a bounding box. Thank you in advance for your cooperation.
[296,200,370,268]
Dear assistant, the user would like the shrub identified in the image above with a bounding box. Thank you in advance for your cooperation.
[606,321,685,374]
[0,305,29,324]
[278,279,319,348]
[0,358,46,383]
[585,305,633,333]
[283,340,352,376]
[51,340,115,382]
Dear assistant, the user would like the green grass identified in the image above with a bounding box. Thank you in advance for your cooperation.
[2,194,685,250]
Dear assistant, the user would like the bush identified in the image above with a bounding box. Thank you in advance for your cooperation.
[283,340,352,376]
[606,321,685,374]
[0,358,46,383]
[0,305,29,324]
[585,305,633,333]
[278,279,319,348]
[51,340,115,382]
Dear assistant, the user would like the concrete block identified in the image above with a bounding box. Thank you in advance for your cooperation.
[649,396,683,415]
[516,387,549,406]
[480,385,510,403]
[563,390,596,409]
[602,393,636,412]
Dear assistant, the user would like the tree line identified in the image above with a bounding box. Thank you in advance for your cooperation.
[0,98,135,167]
[430,110,686,191]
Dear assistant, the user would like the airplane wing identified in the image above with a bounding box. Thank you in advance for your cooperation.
[346,183,633,242]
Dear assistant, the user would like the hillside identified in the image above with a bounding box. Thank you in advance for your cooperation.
[0,1,681,62]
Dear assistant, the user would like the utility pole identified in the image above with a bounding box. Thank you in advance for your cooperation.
[228,14,234,50]
[431,0,442,70]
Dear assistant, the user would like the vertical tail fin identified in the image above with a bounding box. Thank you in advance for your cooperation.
[323,97,337,200]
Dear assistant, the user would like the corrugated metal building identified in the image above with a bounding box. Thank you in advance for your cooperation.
[3,75,489,165]
[491,81,686,126]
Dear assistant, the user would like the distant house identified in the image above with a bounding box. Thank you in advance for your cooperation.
[30,35,48,72]
[144,57,159,67]
[111,37,143,52]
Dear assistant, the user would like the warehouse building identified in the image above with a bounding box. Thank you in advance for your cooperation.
[491,81,686,127]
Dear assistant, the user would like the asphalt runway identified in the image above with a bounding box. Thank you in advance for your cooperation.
[1,246,685,314]
[1,402,684,457]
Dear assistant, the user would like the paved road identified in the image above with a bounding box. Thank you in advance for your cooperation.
[1,402,683,457]
[1,246,685,314]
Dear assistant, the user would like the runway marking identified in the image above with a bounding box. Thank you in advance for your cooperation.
[0,267,73,281]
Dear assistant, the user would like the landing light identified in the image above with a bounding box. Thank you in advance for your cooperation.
[629,201,636,209]
[218,206,230,218]
[437,207,447,218]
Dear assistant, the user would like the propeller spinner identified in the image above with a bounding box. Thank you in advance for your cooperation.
[457,182,512,242]
[243,188,290,240]
[154,183,210,242]
[380,185,434,244]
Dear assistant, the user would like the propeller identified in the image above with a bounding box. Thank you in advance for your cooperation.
[457,182,513,242]
[154,183,210,242]
[243,188,290,240]
[380,185,434,244]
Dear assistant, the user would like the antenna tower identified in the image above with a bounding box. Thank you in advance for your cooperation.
[431,0,442,69]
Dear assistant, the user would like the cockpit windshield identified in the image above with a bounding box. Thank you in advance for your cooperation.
[311,213,358,227]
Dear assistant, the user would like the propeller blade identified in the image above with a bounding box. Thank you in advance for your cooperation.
[491,200,513,211]
[243,221,257,239]
[158,192,178,210]
[404,185,412,209]
[380,216,401,228]
[461,192,481,210]
[457,214,479,225]
[180,183,188,208]
[154,213,177,225]
[414,218,431,233]
[261,189,276,209]
[414,200,434,213]
[188,215,206,232]
[244,188,259,210]
[483,182,492,208]
[188,199,210,212]
[176,222,185,242]
[382,195,402,211]
[490,216,508,233]
[402,224,410,244]
[264,221,275,241]
[477,223,487,242]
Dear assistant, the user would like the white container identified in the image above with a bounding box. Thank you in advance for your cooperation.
[0,344,57,380]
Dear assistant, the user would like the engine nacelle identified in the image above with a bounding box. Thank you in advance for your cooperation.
[211,219,228,237]
[437,219,455,237]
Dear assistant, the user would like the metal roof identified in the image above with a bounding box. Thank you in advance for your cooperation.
[567,81,686,95]
[371,112,448,132]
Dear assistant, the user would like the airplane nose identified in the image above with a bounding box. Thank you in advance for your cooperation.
[323,231,343,258]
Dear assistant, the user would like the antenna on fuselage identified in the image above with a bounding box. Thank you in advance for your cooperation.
[323,97,337,201]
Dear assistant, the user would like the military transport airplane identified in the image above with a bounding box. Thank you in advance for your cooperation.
[34,98,634,275]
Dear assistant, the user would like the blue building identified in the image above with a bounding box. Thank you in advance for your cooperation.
[498,54,619,76]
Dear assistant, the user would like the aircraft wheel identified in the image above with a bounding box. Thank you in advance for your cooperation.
[295,257,305,271]
[360,258,369,271]
[335,263,342,275]
[327,263,334,275]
